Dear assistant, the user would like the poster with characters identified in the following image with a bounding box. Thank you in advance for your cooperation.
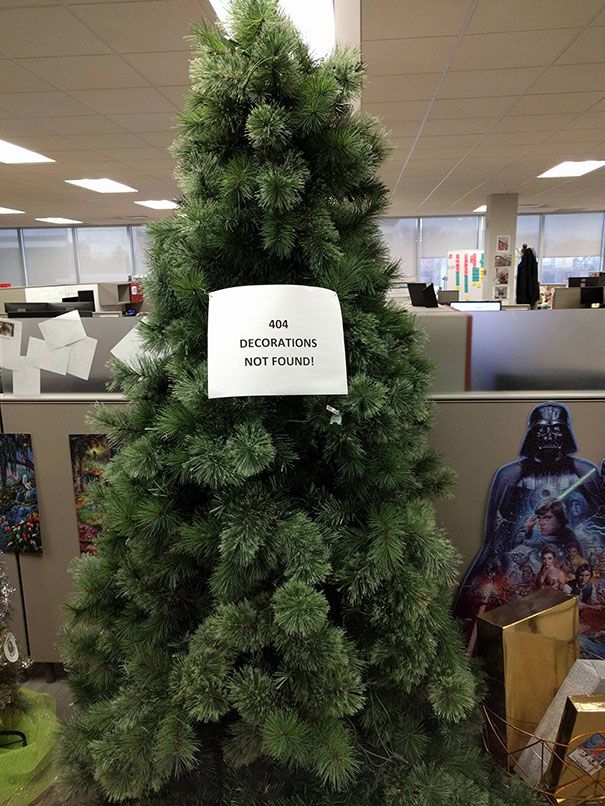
[454,402,605,659]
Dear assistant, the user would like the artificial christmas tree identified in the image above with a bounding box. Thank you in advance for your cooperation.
[57,1,539,803]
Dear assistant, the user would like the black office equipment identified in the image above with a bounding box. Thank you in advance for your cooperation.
[5,301,94,318]
[568,277,587,287]
[407,282,438,308]
[580,286,604,307]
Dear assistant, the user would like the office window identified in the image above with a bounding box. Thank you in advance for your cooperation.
[420,216,479,288]
[77,227,132,282]
[516,215,540,252]
[0,230,24,287]
[132,226,152,274]
[542,213,603,284]
[22,228,77,285]
[379,218,417,283]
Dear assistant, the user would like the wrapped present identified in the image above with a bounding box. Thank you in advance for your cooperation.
[477,588,578,766]
[543,695,605,803]
[516,659,605,786]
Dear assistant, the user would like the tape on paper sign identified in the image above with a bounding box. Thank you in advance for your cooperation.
[207,285,348,399]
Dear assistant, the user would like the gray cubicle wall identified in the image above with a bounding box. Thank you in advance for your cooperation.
[470,310,605,391]
[1,317,138,394]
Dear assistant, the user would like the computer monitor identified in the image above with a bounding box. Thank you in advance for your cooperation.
[580,286,604,306]
[438,290,459,305]
[407,282,438,308]
[450,300,502,311]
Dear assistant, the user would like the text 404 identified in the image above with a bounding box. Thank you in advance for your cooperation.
[269,320,288,329]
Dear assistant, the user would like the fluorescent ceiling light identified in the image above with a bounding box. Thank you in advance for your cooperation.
[473,205,487,213]
[208,0,335,58]
[0,206,25,215]
[134,199,178,210]
[65,178,138,193]
[0,138,54,164]
[35,217,82,225]
[538,160,605,178]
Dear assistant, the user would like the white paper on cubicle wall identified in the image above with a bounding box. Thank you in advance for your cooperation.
[0,310,98,393]
[207,285,348,399]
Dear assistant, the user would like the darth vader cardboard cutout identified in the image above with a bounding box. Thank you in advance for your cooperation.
[454,402,605,658]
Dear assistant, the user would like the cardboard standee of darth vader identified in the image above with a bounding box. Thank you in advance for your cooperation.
[454,402,605,659]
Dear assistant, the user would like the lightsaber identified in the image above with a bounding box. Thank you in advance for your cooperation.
[556,468,597,501]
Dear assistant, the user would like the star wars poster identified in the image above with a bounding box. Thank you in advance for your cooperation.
[0,434,41,553]
[454,402,605,659]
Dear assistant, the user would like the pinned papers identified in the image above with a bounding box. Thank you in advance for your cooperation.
[13,364,41,396]
[110,324,145,370]
[67,336,97,380]
[27,337,70,375]
[38,309,87,349]
[1,309,98,393]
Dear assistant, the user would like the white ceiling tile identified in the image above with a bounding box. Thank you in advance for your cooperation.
[70,0,206,52]
[543,128,605,143]
[30,115,124,135]
[122,51,190,86]
[496,113,576,132]
[468,0,604,33]
[564,110,605,129]
[364,73,440,103]
[480,131,549,146]
[508,92,604,115]
[362,36,456,75]
[0,59,56,92]
[137,131,174,148]
[440,67,543,99]
[362,0,469,39]
[0,91,96,116]
[156,85,189,106]
[69,87,176,114]
[0,7,110,57]
[98,146,171,161]
[430,96,518,119]
[422,117,499,135]
[382,120,422,137]
[362,99,430,122]
[0,118,57,138]
[557,26,605,64]
[453,29,578,71]
[16,55,149,91]
[529,63,605,94]
[70,132,151,149]
[108,112,178,132]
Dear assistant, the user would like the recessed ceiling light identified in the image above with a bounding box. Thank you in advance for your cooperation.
[0,139,54,164]
[134,199,178,210]
[0,206,25,214]
[538,161,605,178]
[35,217,83,225]
[65,178,138,193]
[208,0,334,58]
[473,205,487,213]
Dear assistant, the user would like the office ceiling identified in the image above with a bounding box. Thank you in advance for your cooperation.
[363,0,605,216]
[2,0,605,226]
[0,0,212,227]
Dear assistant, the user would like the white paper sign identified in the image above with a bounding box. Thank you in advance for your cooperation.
[207,285,348,399]
[26,337,70,375]
[110,325,146,370]
[67,336,97,380]
[12,364,40,396]
[38,309,87,349]
[0,318,22,369]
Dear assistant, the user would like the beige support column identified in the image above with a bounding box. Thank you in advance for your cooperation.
[334,0,361,108]
[485,193,518,302]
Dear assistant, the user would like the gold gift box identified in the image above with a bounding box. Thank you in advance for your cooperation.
[477,588,578,766]
[543,695,605,804]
